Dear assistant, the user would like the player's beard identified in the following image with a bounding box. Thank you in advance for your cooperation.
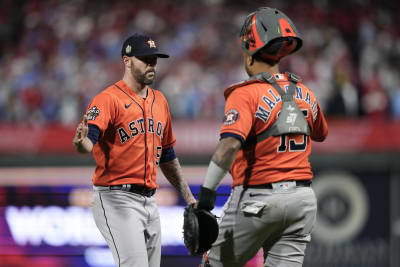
[133,69,155,85]
[142,70,156,85]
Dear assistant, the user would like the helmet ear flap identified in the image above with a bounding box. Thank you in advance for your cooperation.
[256,37,302,64]
[263,37,295,55]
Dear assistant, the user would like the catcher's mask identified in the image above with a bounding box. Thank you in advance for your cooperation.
[240,7,303,62]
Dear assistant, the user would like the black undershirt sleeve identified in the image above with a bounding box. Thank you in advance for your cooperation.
[220,132,244,144]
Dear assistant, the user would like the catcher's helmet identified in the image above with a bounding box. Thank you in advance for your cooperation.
[240,7,302,62]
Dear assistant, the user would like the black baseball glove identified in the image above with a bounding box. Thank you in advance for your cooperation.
[183,204,219,255]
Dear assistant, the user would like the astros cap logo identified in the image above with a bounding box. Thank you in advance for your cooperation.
[147,40,156,48]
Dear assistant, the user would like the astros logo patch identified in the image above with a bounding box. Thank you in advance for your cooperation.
[87,106,100,121]
[223,109,239,125]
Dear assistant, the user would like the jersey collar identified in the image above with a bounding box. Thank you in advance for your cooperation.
[116,80,154,103]
[223,72,293,99]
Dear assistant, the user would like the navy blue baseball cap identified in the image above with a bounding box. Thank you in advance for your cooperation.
[121,33,169,58]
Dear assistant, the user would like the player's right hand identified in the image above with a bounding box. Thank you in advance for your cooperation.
[197,186,217,211]
[72,115,89,149]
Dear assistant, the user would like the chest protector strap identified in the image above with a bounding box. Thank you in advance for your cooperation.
[245,72,310,146]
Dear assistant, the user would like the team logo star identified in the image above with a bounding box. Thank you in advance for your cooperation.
[226,113,235,121]
[147,40,156,48]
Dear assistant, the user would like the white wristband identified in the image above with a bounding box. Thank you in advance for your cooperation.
[202,161,228,191]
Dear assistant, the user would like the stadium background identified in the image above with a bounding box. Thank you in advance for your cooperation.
[0,0,399,266]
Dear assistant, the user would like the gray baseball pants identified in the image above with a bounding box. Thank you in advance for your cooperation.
[203,182,317,267]
[92,186,161,267]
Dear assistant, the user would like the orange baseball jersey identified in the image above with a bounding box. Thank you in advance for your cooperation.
[86,80,175,188]
[221,73,328,187]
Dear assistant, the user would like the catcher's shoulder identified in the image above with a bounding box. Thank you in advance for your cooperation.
[224,80,262,99]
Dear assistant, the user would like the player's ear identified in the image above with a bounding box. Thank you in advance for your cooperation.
[243,49,254,67]
[242,50,254,68]
[123,56,132,68]
[248,55,255,66]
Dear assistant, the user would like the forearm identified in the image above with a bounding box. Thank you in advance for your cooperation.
[203,137,241,190]
[73,137,93,153]
[160,158,196,204]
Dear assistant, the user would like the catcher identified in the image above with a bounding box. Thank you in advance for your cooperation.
[183,7,328,267]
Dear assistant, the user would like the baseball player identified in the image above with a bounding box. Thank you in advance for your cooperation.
[72,33,196,267]
[195,7,328,267]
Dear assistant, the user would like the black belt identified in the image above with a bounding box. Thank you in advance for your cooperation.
[109,184,156,197]
[245,180,312,189]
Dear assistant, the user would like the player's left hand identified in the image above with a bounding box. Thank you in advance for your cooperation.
[72,115,89,149]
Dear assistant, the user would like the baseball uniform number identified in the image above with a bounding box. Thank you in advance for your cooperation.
[277,134,307,152]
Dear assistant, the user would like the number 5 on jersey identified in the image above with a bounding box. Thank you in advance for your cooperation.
[155,146,162,166]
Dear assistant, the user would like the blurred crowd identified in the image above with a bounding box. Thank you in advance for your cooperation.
[0,0,399,126]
